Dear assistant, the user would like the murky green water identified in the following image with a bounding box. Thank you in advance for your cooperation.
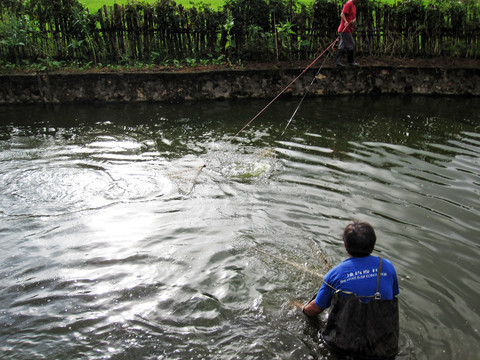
[1,96,479,359]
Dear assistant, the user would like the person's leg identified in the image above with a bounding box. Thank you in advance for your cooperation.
[344,33,359,66]
[336,34,347,66]
[347,50,359,66]
[336,48,346,66]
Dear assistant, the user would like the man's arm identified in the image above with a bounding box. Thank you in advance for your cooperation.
[302,299,324,317]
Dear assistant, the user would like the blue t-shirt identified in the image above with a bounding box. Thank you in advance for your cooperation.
[315,255,399,309]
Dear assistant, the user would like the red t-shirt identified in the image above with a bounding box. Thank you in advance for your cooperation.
[338,0,357,33]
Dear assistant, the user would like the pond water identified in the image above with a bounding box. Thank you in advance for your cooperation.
[0,96,479,360]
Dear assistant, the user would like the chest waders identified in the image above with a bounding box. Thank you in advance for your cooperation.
[321,258,399,360]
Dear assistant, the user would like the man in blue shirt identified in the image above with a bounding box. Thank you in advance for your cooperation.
[302,221,399,359]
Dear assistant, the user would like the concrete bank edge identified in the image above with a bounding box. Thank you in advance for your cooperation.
[0,66,479,104]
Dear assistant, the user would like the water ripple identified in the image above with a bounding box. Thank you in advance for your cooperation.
[1,99,479,360]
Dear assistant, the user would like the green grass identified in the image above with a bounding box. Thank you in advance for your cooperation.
[82,0,311,13]
[80,0,431,13]
[81,0,426,13]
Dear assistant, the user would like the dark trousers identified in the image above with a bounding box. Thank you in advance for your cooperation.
[336,32,356,65]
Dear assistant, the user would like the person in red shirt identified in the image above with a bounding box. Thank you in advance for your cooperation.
[336,0,360,66]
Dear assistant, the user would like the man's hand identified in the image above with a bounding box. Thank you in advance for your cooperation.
[341,21,350,32]
[302,299,324,317]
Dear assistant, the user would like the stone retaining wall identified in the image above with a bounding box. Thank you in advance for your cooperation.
[0,66,479,104]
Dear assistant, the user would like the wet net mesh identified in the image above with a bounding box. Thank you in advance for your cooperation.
[168,164,206,195]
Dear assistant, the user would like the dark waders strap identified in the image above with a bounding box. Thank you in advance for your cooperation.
[374,257,383,300]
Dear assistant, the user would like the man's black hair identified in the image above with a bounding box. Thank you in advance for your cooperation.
[343,221,376,257]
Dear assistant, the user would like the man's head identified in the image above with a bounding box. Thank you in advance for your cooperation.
[343,221,376,257]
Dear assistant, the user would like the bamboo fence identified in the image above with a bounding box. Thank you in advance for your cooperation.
[1,1,479,64]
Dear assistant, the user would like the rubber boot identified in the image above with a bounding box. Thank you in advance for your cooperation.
[335,48,346,67]
[347,50,359,66]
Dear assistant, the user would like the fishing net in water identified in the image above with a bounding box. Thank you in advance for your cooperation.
[220,147,278,182]
[168,164,206,195]
[165,144,278,195]
[253,246,331,281]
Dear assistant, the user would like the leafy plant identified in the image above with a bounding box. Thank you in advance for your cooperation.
[0,11,38,62]
[223,13,236,52]
[444,40,468,57]
[245,24,274,60]
[185,57,197,67]
[173,59,182,68]
[275,20,295,60]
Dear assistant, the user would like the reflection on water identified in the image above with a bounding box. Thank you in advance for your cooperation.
[0,97,479,359]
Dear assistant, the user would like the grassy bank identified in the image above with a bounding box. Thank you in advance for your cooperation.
[83,0,224,12]
[83,0,311,12]
[82,0,401,12]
